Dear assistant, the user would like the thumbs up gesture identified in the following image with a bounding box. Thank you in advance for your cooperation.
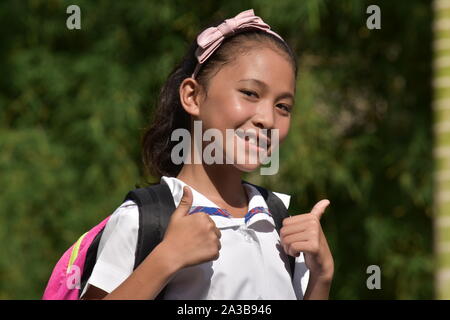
[280,199,334,281]
[161,186,222,269]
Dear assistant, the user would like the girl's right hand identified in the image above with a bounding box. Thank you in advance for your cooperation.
[160,186,222,269]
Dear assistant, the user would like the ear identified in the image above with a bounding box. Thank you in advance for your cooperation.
[179,77,203,117]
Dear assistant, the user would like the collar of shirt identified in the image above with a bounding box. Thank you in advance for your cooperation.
[160,176,277,229]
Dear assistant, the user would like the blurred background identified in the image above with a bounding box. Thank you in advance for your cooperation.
[0,0,440,299]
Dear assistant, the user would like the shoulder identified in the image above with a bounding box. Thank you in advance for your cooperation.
[100,199,139,242]
[108,199,139,223]
[96,199,141,266]
[81,200,140,297]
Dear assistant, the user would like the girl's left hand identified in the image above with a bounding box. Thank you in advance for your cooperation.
[280,200,334,280]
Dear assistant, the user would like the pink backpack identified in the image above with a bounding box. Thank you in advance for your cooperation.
[42,217,111,300]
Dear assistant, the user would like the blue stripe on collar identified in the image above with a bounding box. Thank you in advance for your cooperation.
[188,206,272,223]
[189,206,231,218]
[244,207,272,223]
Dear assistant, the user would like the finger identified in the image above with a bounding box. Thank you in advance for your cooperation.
[172,186,193,219]
[280,223,309,239]
[282,214,311,226]
[282,232,311,245]
[310,199,330,220]
[286,240,309,257]
[291,240,320,257]
[214,227,222,239]
[211,220,222,240]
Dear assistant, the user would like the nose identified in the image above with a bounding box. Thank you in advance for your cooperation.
[252,101,275,130]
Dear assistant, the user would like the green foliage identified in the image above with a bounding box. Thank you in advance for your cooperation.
[0,0,433,299]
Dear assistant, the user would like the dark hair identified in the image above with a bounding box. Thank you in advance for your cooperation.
[142,21,298,180]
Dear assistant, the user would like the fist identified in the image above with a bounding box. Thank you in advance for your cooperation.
[280,200,334,278]
[162,186,222,268]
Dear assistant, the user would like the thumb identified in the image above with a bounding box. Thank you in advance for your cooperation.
[310,199,330,220]
[172,186,193,219]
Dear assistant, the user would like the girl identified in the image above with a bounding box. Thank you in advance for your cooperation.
[81,9,334,300]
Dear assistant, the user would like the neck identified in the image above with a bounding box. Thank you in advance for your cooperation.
[176,163,248,208]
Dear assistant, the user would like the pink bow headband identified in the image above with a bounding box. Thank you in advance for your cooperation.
[191,9,286,79]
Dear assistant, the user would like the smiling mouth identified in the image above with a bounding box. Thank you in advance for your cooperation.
[235,130,271,150]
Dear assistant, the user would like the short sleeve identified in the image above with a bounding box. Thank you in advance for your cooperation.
[80,200,139,298]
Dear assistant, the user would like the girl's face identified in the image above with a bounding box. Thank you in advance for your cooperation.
[197,45,296,172]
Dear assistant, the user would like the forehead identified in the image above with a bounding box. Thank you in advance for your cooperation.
[211,47,296,92]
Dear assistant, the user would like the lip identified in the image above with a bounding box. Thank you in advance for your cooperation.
[235,129,271,148]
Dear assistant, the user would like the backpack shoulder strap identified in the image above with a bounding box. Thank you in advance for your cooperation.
[123,182,176,300]
[242,180,296,277]
[123,183,176,269]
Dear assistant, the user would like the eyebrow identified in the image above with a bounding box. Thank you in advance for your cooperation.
[238,78,295,102]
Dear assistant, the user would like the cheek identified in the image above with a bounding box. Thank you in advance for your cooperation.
[206,96,251,129]
[276,118,291,144]
[221,93,249,115]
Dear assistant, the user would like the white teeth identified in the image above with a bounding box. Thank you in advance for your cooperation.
[248,136,257,145]
[236,131,257,145]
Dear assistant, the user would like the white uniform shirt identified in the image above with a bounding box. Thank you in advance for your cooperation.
[80,176,310,299]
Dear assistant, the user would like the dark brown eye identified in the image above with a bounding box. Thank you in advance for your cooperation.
[277,104,292,113]
[240,90,258,98]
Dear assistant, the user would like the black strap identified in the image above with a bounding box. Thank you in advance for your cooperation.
[243,180,296,277]
[123,183,176,300]
[79,184,174,299]
[79,228,106,297]
[123,183,175,269]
